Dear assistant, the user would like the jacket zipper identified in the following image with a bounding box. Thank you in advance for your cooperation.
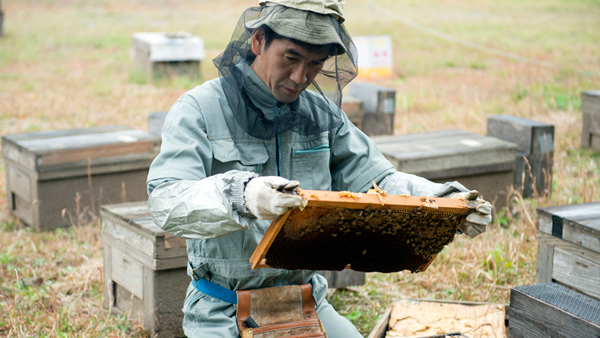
[275,106,281,177]
[274,105,289,284]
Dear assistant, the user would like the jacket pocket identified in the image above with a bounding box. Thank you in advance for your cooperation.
[211,139,268,175]
[291,144,331,190]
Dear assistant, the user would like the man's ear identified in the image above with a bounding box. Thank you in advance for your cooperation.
[251,28,265,56]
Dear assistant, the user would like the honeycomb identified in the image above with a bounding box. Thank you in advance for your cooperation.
[263,200,470,273]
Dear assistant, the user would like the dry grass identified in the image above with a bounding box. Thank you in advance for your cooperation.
[1,0,600,336]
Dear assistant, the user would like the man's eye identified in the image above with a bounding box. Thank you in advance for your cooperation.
[285,56,297,61]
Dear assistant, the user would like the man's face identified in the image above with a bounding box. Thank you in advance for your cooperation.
[251,30,330,103]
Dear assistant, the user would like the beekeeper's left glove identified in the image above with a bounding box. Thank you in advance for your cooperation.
[450,190,493,238]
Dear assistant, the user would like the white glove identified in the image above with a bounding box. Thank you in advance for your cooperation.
[244,176,305,220]
[450,190,493,238]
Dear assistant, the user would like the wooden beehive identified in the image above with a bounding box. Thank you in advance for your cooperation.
[2,125,160,231]
[250,190,475,273]
[508,283,600,337]
[131,32,205,82]
[536,202,600,301]
[487,115,554,198]
[341,95,364,130]
[372,130,517,212]
[101,201,188,338]
[347,82,395,136]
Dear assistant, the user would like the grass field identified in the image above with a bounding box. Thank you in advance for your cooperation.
[1,0,600,336]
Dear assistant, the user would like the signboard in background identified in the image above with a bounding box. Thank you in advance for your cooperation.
[354,35,393,79]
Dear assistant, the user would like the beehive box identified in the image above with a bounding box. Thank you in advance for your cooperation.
[487,115,554,198]
[536,202,600,301]
[508,283,600,337]
[342,95,364,130]
[2,125,160,231]
[369,299,507,338]
[372,130,517,212]
[101,201,188,338]
[131,32,205,82]
[347,82,395,136]
[582,90,600,152]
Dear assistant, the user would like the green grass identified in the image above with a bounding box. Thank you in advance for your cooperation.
[1,0,600,336]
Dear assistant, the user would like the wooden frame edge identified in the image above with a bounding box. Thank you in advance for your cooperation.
[249,209,292,270]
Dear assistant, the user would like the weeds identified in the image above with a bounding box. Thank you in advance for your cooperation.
[1,0,600,336]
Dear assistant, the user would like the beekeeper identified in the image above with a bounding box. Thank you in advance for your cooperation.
[146,1,492,336]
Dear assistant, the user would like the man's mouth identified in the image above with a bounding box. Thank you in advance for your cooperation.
[283,87,300,95]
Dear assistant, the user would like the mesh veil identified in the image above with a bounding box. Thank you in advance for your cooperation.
[213,5,358,140]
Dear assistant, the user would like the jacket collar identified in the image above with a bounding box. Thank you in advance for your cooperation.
[241,63,294,119]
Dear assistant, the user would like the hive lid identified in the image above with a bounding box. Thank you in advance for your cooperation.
[1,125,160,179]
[250,189,475,273]
[537,202,600,253]
[372,129,517,179]
[132,32,206,62]
[101,201,188,269]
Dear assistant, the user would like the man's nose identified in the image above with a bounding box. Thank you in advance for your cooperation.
[290,64,308,85]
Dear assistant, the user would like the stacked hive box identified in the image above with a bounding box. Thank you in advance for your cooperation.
[132,32,205,82]
[347,82,395,136]
[2,125,159,231]
[487,115,554,198]
[582,90,600,152]
[101,201,188,338]
[372,130,517,212]
[341,95,364,130]
[536,202,600,301]
[508,283,600,337]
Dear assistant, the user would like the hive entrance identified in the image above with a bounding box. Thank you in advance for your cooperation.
[250,190,475,273]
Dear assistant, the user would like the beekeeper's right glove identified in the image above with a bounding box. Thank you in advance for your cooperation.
[244,176,305,220]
